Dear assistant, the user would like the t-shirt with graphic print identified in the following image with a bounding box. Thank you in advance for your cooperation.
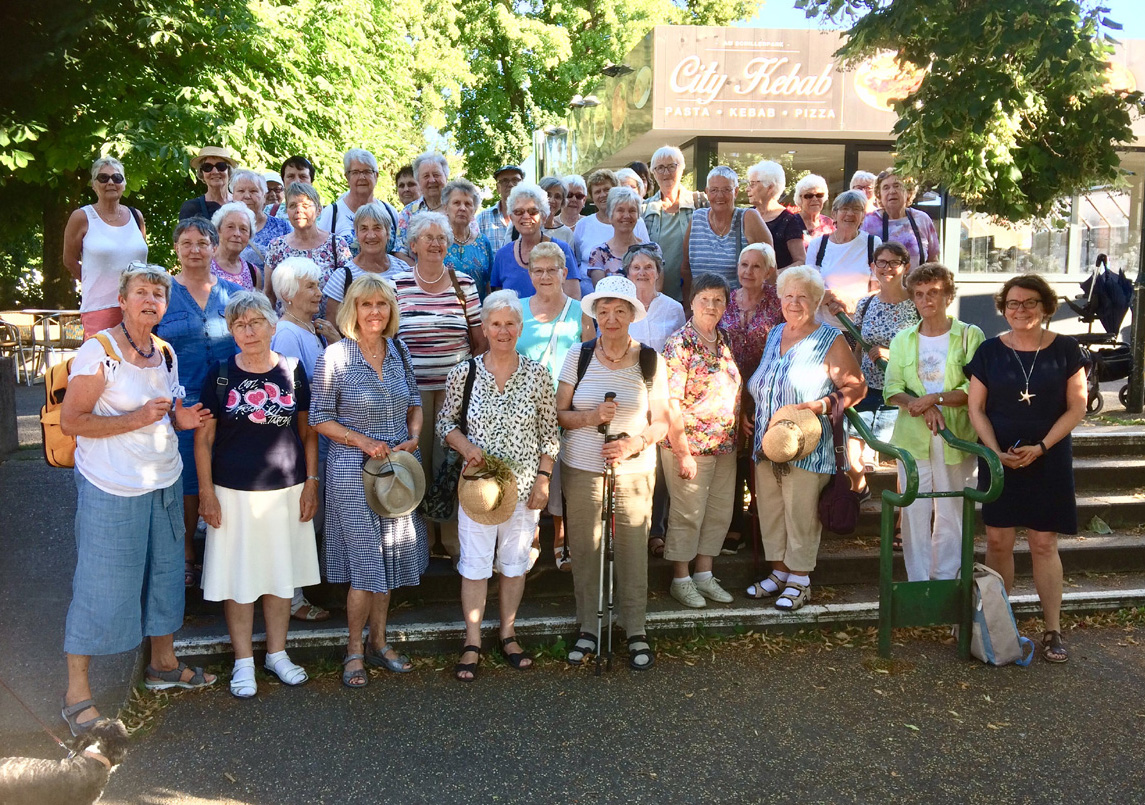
[200,356,311,492]
[916,331,951,395]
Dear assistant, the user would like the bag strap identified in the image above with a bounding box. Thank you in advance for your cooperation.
[247,260,257,287]
[342,265,355,299]
[126,206,142,229]
[733,207,744,259]
[198,196,210,219]
[815,234,828,267]
[826,390,848,472]
[867,233,875,265]
[447,268,466,305]
[905,209,926,264]
[459,358,477,436]
[573,338,596,394]
[215,359,230,410]
[539,297,574,367]
[330,204,340,271]
[880,210,889,243]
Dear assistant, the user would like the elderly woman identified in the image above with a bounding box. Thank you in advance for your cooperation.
[438,290,560,680]
[318,148,399,253]
[719,243,784,555]
[628,161,655,198]
[179,146,237,220]
[231,169,292,273]
[63,157,149,338]
[393,212,487,560]
[883,263,982,582]
[324,202,402,325]
[264,172,285,207]
[60,264,215,735]
[156,218,242,586]
[587,187,653,283]
[442,179,495,300]
[809,190,882,325]
[540,176,575,245]
[966,275,1088,664]
[196,292,319,697]
[643,146,708,303]
[683,166,772,300]
[491,184,583,300]
[746,161,805,269]
[396,152,464,253]
[745,266,866,611]
[850,170,878,213]
[264,182,353,310]
[573,169,651,266]
[210,202,260,291]
[616,167,646,198]
[861,168,941,272]
[560,174,589,229]
[311,274,428,686]
[662,273,741,608]
[557,275,671,670]
[794,174,835,247]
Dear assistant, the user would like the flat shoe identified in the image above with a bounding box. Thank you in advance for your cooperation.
[229,664,257,699]
[342,653,368,689]
[746,572,785,599]
[567,631,597,666]
[498,635,533,670]
[144,661,216,691]
[455,644,481,682]
[61,698,100,737]
[627,635,655,671]
[264,654,308,686]
[1041,630,1068,663]
[670,579,707,608]
[775,582,810,612]
[365,642,413,673]
[693,576,734,603]
[290,601,331,622]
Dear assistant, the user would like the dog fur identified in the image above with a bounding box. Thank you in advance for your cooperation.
[0,718,128,805]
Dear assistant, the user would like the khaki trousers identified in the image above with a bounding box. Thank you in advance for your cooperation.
[754,462,830,573]
[661,447,737,562]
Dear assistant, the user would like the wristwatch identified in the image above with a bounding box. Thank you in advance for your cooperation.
[937,393,945,405]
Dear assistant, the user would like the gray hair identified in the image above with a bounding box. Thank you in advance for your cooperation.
[90,157,124,181]
[118,262,172,301]
[739,242,777,273]
[229,168,267,194]
[507,183,550,218]
[832,189,869,213]
[353,201,392,234]
[615,168,646,197]
[529,241,566,270]
[480,289,524,325]
[412,152,450,181]
[564,174,588,195]
[285,181,322,210]
[605,186,643,219]
[777,264,826,308]
[173,217,219,247]
[224,290,278,330]
[539,176,567,200]
[211,201,256,232]
[342,148,378,174]
[650,145,685,173]
[271,256,322,302]
[794,173,828,201]
[690,272,731,306]
[850,170,877,189]
[621,244,663,275]
[747,161,786,197]
[406,211,453,249]
[706,165,739,189]
[442,178,481,208]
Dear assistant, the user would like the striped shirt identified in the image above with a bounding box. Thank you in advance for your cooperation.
[687,207,745,289]
[392,270,481,391]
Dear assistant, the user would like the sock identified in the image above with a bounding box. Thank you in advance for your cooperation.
[233,656,255,671]
[759,570,789,594]
[672,575,692,585]
[291,588,305,610]
[786,573,810,587]
[693,571,713,583]
[266,650,288,666]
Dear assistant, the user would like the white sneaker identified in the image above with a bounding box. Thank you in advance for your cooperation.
[670,579,707,608]
[693,576,734,603]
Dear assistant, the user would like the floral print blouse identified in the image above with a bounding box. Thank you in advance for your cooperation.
[719,285,783,384]
[662,322,741,456]
[853,294,920,390]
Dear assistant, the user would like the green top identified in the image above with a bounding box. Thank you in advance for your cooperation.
[883,317,985,464]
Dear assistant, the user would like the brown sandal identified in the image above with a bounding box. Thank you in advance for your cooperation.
[648,535,665,558]
[1041,630,1068,663]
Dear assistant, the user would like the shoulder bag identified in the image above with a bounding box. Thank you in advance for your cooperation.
[817,390,860,535]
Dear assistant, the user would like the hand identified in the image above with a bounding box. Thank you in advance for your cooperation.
[596,398,618,426]
[393,437,419,454]
[199,492,222,529]
[1009,444,1042,469]
[526,476,550,510]
[822,289,848,316]
[137,396,175,427]
[300,481,319,522]
[313,318,339,340]
[358,436,390,459]
[676,452,698,480]
[459,441,484,471]
[173,399,212,430]
[906,395,937,417]
[740,412,755,439]
[794,399,828,415]
[923,406,946,435]
[999,451,1024,470]
[867,346,889,363]
[601,435,637,466]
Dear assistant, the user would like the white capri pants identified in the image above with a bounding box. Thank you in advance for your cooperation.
[457,501,541,580]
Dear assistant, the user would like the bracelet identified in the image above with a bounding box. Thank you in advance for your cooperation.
[820,398,830,415]
[305,475,320,482]
[536,469,552,478]
[635,434,648,451]
[343,427,352,445]
[1038,440,1047,455]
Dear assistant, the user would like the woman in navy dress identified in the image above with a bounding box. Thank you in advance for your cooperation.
[966,274,1088,664]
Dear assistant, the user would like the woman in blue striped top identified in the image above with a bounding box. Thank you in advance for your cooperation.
[744,265,866,611]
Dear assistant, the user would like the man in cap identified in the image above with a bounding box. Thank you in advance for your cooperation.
[476,165,524,251]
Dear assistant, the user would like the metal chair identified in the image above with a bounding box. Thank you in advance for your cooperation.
[0,312,43,384]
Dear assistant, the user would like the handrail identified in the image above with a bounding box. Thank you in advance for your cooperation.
[844,407,918,508]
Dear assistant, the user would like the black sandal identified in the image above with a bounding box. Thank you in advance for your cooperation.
[455,644,481,681]
[567,631,597,666]
[1041,630,1068,663]
[498,635,533,670]
[892,529,903,551]
[627,634,655,671]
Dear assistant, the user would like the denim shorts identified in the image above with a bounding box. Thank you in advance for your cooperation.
[64,472,185,656]
[846,387,899,446]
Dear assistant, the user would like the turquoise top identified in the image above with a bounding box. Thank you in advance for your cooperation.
[517,296,584,391]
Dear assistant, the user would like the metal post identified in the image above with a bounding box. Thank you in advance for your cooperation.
[958,496,975,661]
[877,499,895,659]
[1127,208,1145,413]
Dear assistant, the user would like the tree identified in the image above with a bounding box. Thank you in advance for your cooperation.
[794,0,1145,221]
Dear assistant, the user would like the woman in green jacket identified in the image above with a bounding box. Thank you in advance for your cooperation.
[883,263,984,582]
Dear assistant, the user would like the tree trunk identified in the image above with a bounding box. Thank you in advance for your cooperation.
[41,183,80,308]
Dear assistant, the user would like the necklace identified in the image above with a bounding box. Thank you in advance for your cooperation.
[708,211,733,237]
[95,205,123,224]
[285,310,315,334]
[454,228,473,246]
[694,324,718,345]
[414,262,446,285]
[597,338,632,363]
[1006,330,1044,405]
[515,238,539,267]
[359,339,384,361]
[120,322,155,359]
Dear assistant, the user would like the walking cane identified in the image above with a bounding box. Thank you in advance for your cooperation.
[596,392,617,675]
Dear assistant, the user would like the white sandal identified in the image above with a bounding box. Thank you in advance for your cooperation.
[229,664,257,699]
[264,653,309,686]
[746,572,786,599]
[775,582,811,611]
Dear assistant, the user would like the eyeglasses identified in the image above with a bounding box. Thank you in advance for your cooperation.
[347,169,377,179]
[232,318,270,333]
[802,192,826,199]
[512,208,542,218]
[528,268,562,277]
[873,259,905,269]
[95,172,125,184]
[652,163,679,174]
[200,162,230,173]
[1005,299,1042,311]
[567,193,586,200]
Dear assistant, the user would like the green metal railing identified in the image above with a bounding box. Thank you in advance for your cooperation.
[836,312,1004,659]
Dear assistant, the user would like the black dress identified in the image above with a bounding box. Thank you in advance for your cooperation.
[764,209,806,269]
[964,334,1088,534]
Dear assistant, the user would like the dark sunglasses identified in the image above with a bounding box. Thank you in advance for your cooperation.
[567,192,586,200]
[200,161,230,173]
[95,173,125,184]
[802,192,826,199]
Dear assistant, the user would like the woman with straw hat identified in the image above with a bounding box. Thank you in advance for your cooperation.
[180,146,239,221]
[437,290,559,681]
[744,265,866,611]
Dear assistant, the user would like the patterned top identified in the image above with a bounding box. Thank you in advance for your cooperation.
[395,198,479,254]
[437,355,561,499]
[719,286,783,383]
[800,213,835,247]
[446,237,495,301]
[392,270,481,391]
[688,207,746,288]
[265,233,353,318]
[209,257,258,291]
[662,322,741,456]
[476,205,514,252]
[242,215,292,270]
[853,294,920,390]
[861,209,941,272]
[588,241,659,278]
[748,323,840,474]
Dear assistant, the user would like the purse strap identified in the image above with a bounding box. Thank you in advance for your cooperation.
[826,390,848,472]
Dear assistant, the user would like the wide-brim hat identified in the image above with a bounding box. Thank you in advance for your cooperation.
[761,404,823,463]
[581,275,648,322]
[362,452,425,519]
[457,463,519,526]
[190,146,238,171]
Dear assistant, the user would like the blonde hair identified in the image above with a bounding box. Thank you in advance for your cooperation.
[337,274,400,340]
[529,241,566,269]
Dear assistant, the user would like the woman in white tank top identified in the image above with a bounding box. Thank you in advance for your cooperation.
[63,156,149,339]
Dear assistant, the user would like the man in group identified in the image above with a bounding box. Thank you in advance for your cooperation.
[395,164,420,208]
[394,151,455,252]
[476,164,524,252]
[267,155,315,219]
[316,148,399,253]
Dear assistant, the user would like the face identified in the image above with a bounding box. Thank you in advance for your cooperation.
[619,177,641,195]
[445,191,476,227]
[872,249,907,289]
[282,164,312,185]
[565,186,587,214]
[175,228,215,270]
[285,276,322,317]
[651,159,681,188]
[346,160,377,196]
[230,310,272,353]
[747,178,772,207]
[287,194,318,229]
[627,254,659,287]
[780,282,816,327]
[511,197,543,235]
[355,217,389,255]
[496,171,523,200]
[834,204,864,232]
[483,307,522,350]
[692,288,727,328]
[199,160,230,190]
[737,250,774,289]
[852,180,875,201]
[417,161,447,198]
[879,176,908,212]
[119,279,167,326]
[218,213,251,253]
[528,257,566,293]
[798,185,826,216]
[705,176,736,209]
[546,188,566,218]
[1003,286,1045,331]
[264,181,284,206]
[396,173,420,206]
[594,298,635,336]
[911,280,952,321]
[611,200,639,232]
[411,224,448,262]
[590,181,613,210]
[355,293,392,336]
[232,178,266,214]
[92,165,125,201]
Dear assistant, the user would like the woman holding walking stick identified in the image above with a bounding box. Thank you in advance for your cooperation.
[556,276,670,670]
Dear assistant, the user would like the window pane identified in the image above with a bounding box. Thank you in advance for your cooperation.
[716,142,846,205]
[958,208,1070,274]
[1080,150,1143,273]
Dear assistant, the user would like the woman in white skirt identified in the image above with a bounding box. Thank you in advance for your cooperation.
[196,291,320,698]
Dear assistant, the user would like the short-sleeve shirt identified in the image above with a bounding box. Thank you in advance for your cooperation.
[518,297,584,391]
[476,205,514,252]
[572,214,651,266]
[155,277,242,403]
[445,237,495,301]
[271,320,327,380]
[853,294,920,390]
[200,356,311,491]
[490,238,583,299]
[321,260,401,304]
[392,270,481,391]
[243,215,292,270]
[628,294,687,354]
[807,233,882,326]
[662,322,741,456]
[764,209,806,269]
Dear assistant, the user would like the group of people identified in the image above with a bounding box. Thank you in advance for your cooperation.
[57,145,1088,731]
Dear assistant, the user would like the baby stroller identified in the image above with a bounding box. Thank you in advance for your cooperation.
[1060,254,1134,414]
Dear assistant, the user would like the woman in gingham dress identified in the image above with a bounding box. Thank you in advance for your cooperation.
[311,274,428,688]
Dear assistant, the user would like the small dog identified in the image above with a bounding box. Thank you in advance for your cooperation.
[0,718,129,805]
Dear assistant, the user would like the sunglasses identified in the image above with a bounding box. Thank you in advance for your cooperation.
[802,192,826,199]
[95,173,125,184]
[200,161,230,173]
[567,192,586,200]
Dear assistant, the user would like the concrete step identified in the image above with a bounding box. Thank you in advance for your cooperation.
[862,456,1145,495]
[1066,426,1145,458]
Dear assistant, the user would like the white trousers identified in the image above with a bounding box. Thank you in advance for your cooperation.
[897,433,977,582]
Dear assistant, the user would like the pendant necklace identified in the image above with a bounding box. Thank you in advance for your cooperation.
[120,322,156,359]
[1007,330,1043,405]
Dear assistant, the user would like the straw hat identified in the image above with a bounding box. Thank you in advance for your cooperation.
[457,463,519,526]
[761,404,823,463]
[190,146,238,171]
[580,275,648,322]
[362,452,425,519]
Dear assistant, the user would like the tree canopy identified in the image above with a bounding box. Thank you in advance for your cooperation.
[796,0,1145,221]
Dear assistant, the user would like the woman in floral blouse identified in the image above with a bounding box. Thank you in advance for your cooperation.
[661,273,741,608]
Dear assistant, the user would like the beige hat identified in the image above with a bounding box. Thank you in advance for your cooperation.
[761,404,823,464]
[190,146,238,171]
[362,452,425,519]
[457,460,519,526]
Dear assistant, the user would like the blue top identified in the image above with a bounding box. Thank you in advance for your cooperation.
[155,277,242,403]
[688,207,746,289]
[446,236,495,301]
[747,323,840,474]
[243,215,292,270]
[517,296,584,390]
[490,238,583,299]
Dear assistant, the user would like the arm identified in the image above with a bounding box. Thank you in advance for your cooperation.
[1011,367,1087,467]
[194,420,221,528]
[555,379,615,431]
[786,237,806,265]
[743,208,774,247]
[60,369,172,438]
[298,414,319,522]
[798,335,866,413]
[62,209,87,281]
[601,360,671,465]
[666,398,697,480]
[527,370,560,509]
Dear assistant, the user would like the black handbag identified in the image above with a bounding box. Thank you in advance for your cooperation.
[817,391,860,535]
[419,359,476,521]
